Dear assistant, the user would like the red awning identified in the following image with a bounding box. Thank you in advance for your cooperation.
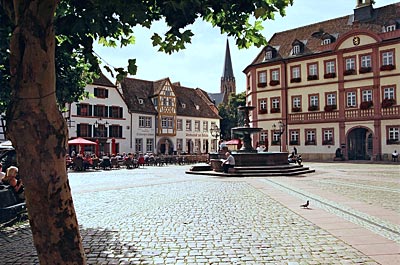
[224,139,241,145]
[68,137,97,145]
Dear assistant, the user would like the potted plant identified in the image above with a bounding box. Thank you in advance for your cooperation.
[292,107,301,112]
[259,108,268,114]
[381,98,396,108]
[307,75,318,80]
[290,140,299,145]
[257,82,267,88]
[308,105,319,111]
[387,139,399,144]
[269,80,280,86]
[324,72,336,79]
[270,108,280,113]
[290,77,301,83]
[323,139,333,145]
[359,66,372,73]
[324,104,337,112]
[305,140,315,145]
[343,69,356,75]
[380,64,395,71]
[360,101,373,110]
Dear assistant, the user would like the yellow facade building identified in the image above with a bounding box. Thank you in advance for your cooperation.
[244,1,400,161]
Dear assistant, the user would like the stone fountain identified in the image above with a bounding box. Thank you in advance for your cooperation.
[187,105,315,176]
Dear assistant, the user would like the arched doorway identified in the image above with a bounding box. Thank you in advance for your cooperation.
[347,127,373,160]
[157,138,174,155]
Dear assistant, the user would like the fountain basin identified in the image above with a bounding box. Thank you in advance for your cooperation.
[233,152,288,166]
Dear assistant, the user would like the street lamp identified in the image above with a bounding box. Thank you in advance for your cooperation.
[272,120,285,152]
[209,124,220,152]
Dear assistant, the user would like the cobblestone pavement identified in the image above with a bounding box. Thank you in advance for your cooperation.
[0,162,398,264]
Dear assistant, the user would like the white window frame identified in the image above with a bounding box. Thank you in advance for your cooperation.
[347,92,356,107]
[327,93,336,105]
[345,58,355,70]
[362,90,373,102]
[383,87,395,99]
[382,51,394,66]
[361,55,372,68]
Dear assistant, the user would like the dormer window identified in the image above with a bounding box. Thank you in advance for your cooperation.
[265,51,272,60]
[386,24,396,32]
[322,39,331,45]
[264,46,276,61]
[195,105,200,110]
[293,45,300,55]
[182,103,186,108]
[321,33,336,45]
[138,98,144,104]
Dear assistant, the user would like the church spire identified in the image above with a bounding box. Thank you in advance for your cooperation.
[221,39,236,100]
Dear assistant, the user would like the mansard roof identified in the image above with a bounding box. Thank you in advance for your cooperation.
[248,3,400,66]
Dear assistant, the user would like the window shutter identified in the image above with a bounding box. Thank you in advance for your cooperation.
[89,105,93,116]
[119,107,123,118]
[77,124,81,137]
[77,104,81,115]
[105,89,109,98]
[94,88,98,97]
[119,126,122,137]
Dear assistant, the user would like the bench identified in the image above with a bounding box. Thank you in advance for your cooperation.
[0,185,26,225]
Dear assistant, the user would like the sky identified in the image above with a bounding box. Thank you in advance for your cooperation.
[94,0,399,94]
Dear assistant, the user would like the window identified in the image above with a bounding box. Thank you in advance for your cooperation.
[345,57,356,70]
[138,98,144,104]
[272,131,281,144]
[77,104,90,116]
[195,139,201,153]
[260,131,268,144]
[258,71,267,85]
[94,105,107,118]
[162,117,173,129]
[182,103,186,108]
[381,50,394,66]
[139,116,145,128]
[347,91,357,107]
[77,124,91,138]
[194,120,200,132]
[305,129,316,145]
[260,99,267,110]
[203,121,208,132]
[388,127,399,141]
[292,45,300,55]
[290,130,300,145]
[322,128,334,145]
[94,87,108,98]
[386,25,396,32]
[186,120,192,131]
[308,63,318,76]
[326,93,336,106]
[271,69,279,81]
[362,90,373,102]
[325,60,336,74]
[177,119,183,131]
[292,96,301,109]
[146,139,154,152]
[322,38,331,45]
[270,98,280,113]
[109,125,122,138]
[135,138,143,153]
[265,51,272,60]
[110,106,122,119]
[310,95,319,107]
[383,87,395,99]
[361,54,372,68]
[292,66,301,78]
[145,117,152,128]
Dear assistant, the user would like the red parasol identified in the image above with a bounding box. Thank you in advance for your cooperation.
[68,137,97,154]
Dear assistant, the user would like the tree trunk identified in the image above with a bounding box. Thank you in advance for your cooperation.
[6,1,86,264]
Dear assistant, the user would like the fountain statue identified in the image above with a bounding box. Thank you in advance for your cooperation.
[231,105,262,152]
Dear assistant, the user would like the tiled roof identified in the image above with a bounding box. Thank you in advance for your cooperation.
[250,3,400,65]
[92,72,116,87]
[173,85,221,119]
[120,78,158,115]
[120,77,221,119]
[208,92,225,106]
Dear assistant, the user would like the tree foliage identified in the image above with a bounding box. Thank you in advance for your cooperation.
[0,1,292,263]
[219,91,247,140]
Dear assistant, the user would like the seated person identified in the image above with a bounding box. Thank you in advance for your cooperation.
[392,150,398,162]
[0,163,5,179]
[1,166,24,200]
[221,152,235,173]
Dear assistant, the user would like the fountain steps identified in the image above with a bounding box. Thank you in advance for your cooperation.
[187,164,315,177]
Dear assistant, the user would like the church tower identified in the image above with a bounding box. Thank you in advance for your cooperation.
[220,39,236,103]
